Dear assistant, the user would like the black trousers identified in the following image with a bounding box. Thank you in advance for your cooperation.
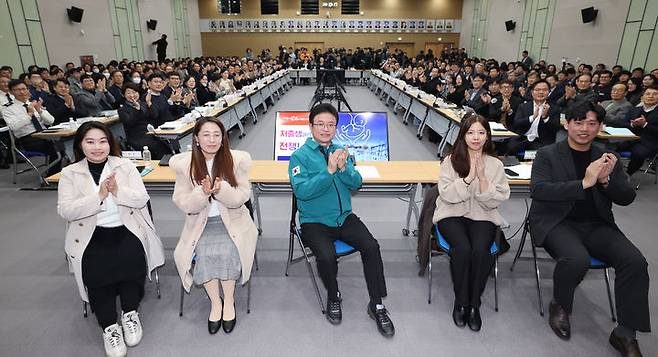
[618,141,658,176]
[300,214,387,300]
[15,135,60,175]
[543,220,650,332]
[504,136,545,156]
[87,276,145,329]
[437,217,496,307]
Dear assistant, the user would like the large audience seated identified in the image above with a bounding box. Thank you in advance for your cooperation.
[1,45,655,357]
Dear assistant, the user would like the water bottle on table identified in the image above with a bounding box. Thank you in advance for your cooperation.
[142,146,151,167]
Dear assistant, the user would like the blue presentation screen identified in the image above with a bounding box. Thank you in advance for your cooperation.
[274,111,390,161]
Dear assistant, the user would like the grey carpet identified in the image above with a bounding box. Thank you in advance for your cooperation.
[1,84,657,356]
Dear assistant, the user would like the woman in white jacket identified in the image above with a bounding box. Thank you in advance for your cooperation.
[57,121,164,357]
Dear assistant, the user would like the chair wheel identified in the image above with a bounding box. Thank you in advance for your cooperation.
[402,228,409,236]
[418,136,423,140]
[258,228,263,235]
[254,120,258,124]
[412,229,418,236]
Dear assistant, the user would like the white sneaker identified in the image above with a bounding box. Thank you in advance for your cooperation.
[121,310,143,347]
[102,323,127,357]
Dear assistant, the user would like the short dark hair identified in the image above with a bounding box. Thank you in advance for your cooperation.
[473,73,487,81]
[80,73,93,82]
[73,121,122,162]
[167,71,180,79]
[309,103,338,124]
[564,101,605,123]
[8,79,26,90]
[122,82,141,94]
[54,78,69,87]
[600,70,613,77]
[531,79,549,91]
[147,72,164,82]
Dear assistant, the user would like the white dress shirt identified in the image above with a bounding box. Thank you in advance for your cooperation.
[1,99,54,138]
[525,101,549,142]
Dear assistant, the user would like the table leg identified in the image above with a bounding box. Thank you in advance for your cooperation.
[252,183,263,234]
[403,184,419,236]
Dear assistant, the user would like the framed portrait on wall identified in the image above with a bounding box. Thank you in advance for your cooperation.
[227,20,235,30]
[244,20,252,31]
[425,19,435,31]
[348,20,355,31]
[322,20,329,30]
[218,20,226,30]
[261,20,269,30]
[435,19,445,32]
[339,20,347,31]
[383,20,390,30]
[445,19,454,32]
[391,20,399,31]
[235,20,243,31]
[408,20,416,31]
[366,20,372,29]
[417,20,425,32]
[331,20,338,30]
[209,20,218,32]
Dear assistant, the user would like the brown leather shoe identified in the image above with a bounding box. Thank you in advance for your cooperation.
[548,300,570,340]
[609,330,643,357]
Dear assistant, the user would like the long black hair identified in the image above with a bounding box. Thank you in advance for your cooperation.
[72,121,121,162]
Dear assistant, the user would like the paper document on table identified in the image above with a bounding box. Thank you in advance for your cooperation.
[489,122,508,131]
[604,127,635,136]
[505,164,532,180]
[355,166,380,179]
[158,121,186,130]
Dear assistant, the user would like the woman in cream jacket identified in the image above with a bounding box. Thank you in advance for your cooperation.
[170,117,257,335]
[433,114,510,332]
[57,121,164,357]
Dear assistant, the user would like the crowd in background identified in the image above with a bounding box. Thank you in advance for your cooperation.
[0,45,656,175]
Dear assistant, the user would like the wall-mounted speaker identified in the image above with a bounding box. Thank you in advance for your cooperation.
[67,6,84,23]
[147,19,157,31]
[581,6,598,23]
[505,20,516,31]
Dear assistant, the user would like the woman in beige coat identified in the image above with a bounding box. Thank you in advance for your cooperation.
[432,114,510,332]
[170,117,257,335]
[57,121,165,357]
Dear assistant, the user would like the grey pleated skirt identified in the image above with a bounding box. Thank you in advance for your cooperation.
[193,216,242,285]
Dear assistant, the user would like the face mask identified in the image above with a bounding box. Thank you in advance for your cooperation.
[103,72,110,79]
[92,68,100,73]
[132,77,141,84]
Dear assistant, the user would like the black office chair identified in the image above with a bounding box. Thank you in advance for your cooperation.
[285,193,357,314]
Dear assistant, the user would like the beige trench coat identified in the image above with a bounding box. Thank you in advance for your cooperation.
[57,156,165,302]
[170,150,257,292]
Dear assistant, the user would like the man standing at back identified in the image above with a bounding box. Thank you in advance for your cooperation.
[288,103,395,338]
[152,34,168,63]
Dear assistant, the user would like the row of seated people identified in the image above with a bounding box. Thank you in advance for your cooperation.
[378,55,657,180]
[55,100,648,357]
[0,55,284,173]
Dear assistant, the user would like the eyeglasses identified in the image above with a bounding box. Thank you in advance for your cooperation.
[312,123,336,129]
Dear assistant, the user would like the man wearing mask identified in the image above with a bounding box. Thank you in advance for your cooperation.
[45,79,77,124]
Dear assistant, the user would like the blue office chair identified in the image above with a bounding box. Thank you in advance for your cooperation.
[285,194,357,314]
[427,224,500,311]
[510,217,616,321]
[4,127,61,185]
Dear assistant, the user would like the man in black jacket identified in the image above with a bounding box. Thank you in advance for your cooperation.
[529,101,649,356]
[507,80,560,154]
[624,85,658,176]
[45,79,77,124]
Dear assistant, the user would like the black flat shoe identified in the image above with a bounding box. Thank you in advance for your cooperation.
[222,301,236,334]
[549,300,571,340]
[467,307,482,332]
[452,304,467,328]
[208,319,221,334]
[208,298,223,335]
